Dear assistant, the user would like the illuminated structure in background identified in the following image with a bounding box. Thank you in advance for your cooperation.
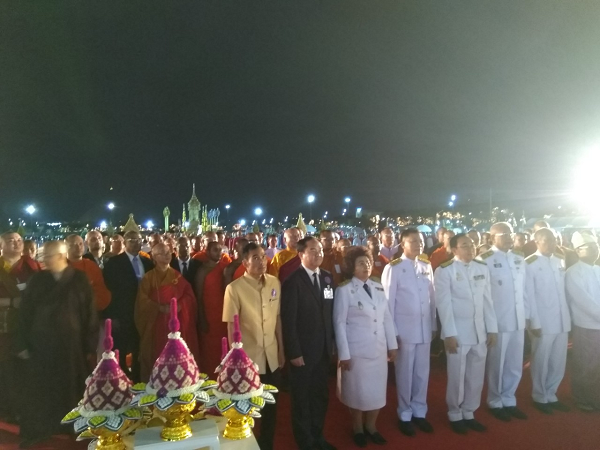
[163,207,170,231]
[187,184,201,235]
[122,214,140,234]
[182,203,187,231]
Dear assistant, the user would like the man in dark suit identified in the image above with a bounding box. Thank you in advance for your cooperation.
[170,236,201,286]
[281,236,336,450]
[82,230,109,269]
[103,230,153,381]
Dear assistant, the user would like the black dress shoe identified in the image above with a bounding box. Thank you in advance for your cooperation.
[450,420,468,435]
[398,420,416,436]
[489,407,511,422]
[412,417,434,433]
[505,406,528,419]
[353,433,367,448]
[548,401,570,412]
[365,430,387,445]
[464,419,487,432]
[533,401,553,415]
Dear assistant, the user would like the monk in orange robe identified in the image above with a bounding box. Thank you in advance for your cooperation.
[66,235,111,311]
[193,231,232,264]
[366,236,390,279]
[224,238,248,286]
[430,230,455,271]
[319,230,344,285]
[135,243,199,380]
[194,241,229,375]
[268,227,301,277]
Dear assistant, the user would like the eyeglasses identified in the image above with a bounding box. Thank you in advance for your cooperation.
[126,238,142,243]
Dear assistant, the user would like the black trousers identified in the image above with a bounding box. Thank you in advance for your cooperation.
[289,353,329,450]
[257,367,282,450]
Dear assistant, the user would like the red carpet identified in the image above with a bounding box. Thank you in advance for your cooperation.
[1,355,599,450]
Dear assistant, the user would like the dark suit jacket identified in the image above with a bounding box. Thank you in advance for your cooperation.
[281,267,335,366]
[169,256,201,287]
[103,252,154,344]
[82,252,109,268]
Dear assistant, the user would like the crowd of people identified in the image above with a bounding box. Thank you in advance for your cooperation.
[0,219,599,449]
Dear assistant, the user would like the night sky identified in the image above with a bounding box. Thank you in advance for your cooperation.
[2,1,600,225]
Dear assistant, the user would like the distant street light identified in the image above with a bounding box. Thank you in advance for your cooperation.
[254,207,263,216]
[25,205,36,215]
[100,221,107,229]
[450,194,456,202]
[344,197,351,204]
[307,194,315,220]
[107,202,115,210]
[146,220,154,230]
[240,219,246,226]
[225,204,231,228]
[448,201,454,207]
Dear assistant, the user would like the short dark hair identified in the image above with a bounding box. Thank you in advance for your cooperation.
[242,242,262,259]
[400,228,420,242]
[297,236,318,253]
[343,246,373,280]
[206,241,221,252]
[217,230,225,237]
[450,233,468,249]
[267,233,277,239]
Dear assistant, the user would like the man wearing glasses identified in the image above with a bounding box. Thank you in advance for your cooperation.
[435,234,498,435]
[477,223,528,422]
[103,230,154,381]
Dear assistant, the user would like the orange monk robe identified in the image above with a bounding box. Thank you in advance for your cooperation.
[193,250,232,264]
[194,258,230,375]
[320,249,344,286]
[232,256,273,281]
[69,259,111,311]
[268,248,297,277]
[135,268,199,380]
[430,246,453,271]
[370,254,389,279]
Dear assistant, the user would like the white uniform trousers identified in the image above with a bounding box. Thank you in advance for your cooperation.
[446,342,487,422]
[530,332,568,403]
[486,330,524,408]
[394,342,430,421]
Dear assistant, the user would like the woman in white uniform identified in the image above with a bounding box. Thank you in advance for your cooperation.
[334,246,398,447]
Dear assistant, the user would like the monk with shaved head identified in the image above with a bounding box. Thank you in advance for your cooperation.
[16,240,98,448]
[269,227,301,278]
[83,230,107,268]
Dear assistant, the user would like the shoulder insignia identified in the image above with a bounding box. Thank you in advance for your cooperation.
[417,254,430,264]
[554,252,565,260]
[389,258,402,266]
[480,250,494,259]
[512,250,524,257]
[369,276,381,283]
[440,259,454,268]
[338,279,351,287]
[525,255,538,265]
[473,259,487,265]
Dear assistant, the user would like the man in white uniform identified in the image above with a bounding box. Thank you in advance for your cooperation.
[382,228,436,436]
[477,222,528,421]
[380,227,399,261]
[435,233,498,434]
[525,227,571,414]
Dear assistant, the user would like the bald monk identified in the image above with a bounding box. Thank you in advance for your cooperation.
[367,236,389,279]
[337,238,352,257]
[319,230,343,285]
[430,230,455,271]
[193,231,232,264]
[194,241,230,374]
[65,235,111,311]
[135,243,199,380]
[224,238,249,286]
[269,228,301,278]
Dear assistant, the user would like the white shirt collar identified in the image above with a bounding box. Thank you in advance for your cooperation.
[125,251,139,261]
[302,264,320,280]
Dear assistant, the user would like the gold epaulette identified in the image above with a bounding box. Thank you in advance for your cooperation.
[473,259,487,265]
[417,254,430,264]
[480,249,494,260]
[554,252,565,259]
[389,258,402,266]
[525,255,538,265]
[512,250,524,257]
[338,279,351,287]
[369,276,381,283]
[440,259,454,268]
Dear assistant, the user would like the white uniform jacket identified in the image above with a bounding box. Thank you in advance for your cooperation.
[381,254,436,344]
[334,277,397,361]
[565,261,600,330]
[477,246,527,332]
[434,257,498,345]
[525,251,571,334]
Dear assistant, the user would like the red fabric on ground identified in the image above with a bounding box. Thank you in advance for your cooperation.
[1,354,600,449]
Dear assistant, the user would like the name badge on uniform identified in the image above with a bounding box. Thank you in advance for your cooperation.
[494,263,502,268]
[514,260,522,265]
[375,287,384,291]
[270,289,277,301]
[334,264,341,274]
[357,301,364,310]
[474,275,485,280]
[324,286,334,299]
[16,283,26,291]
